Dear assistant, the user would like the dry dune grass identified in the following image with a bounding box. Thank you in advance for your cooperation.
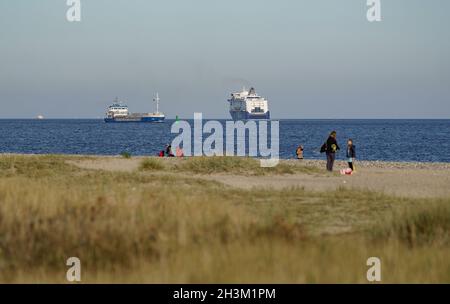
[372,200,450,247]
[0,154,449,283]
[138,156,300,175]
[175,156,299,175]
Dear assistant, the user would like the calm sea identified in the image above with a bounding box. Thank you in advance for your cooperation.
[0,119,449,163]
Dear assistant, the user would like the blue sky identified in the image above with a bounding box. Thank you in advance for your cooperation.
[0,0,449,118]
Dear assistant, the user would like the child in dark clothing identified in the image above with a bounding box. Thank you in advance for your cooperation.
[346,139,356,171]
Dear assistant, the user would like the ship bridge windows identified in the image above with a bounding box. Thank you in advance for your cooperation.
[251,107,264,113]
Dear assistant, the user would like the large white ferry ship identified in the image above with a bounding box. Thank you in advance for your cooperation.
[104,93,165,123]
[228,87,270,120]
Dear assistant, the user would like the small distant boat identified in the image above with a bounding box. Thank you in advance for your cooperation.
[104,93,165,123]
[36,115,44,120]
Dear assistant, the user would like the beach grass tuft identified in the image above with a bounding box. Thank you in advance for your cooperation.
[372,201,450,246]
[176,156,297,175]
[139,158,165,171]
[120,152,132,159]
[177,156,260,174]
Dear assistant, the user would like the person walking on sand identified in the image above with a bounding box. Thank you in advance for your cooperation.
[346,139,356,172]
[321,131,340,171]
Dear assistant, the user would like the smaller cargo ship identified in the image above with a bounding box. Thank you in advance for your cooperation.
[104,93,165,123]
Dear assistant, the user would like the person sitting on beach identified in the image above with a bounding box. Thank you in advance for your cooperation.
[176,147,184,157]
[346,139,356,171]
[296,145,304,159]
[321,131,340,171]
[166,144,174,157]
[158,150,165,157]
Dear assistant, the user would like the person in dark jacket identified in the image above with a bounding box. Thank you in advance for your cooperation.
[165,144,174,157]
[346,139,356,171]
[325,131,340,171]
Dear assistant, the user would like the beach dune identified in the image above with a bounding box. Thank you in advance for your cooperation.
[0,154,449,283]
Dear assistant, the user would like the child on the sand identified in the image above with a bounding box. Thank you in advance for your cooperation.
[346,139,356,171]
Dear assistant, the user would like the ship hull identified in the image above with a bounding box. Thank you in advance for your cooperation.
[104,116,165,123]
[229,111,270,121]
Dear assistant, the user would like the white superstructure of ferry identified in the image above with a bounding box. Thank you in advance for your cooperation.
[228,87,270,120]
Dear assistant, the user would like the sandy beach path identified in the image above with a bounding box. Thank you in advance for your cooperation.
[66,157,450,199]
[210,168,450,198]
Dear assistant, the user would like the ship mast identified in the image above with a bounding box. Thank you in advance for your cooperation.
[153,93,160,114]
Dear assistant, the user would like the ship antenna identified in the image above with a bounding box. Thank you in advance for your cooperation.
[153,93,160,113]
